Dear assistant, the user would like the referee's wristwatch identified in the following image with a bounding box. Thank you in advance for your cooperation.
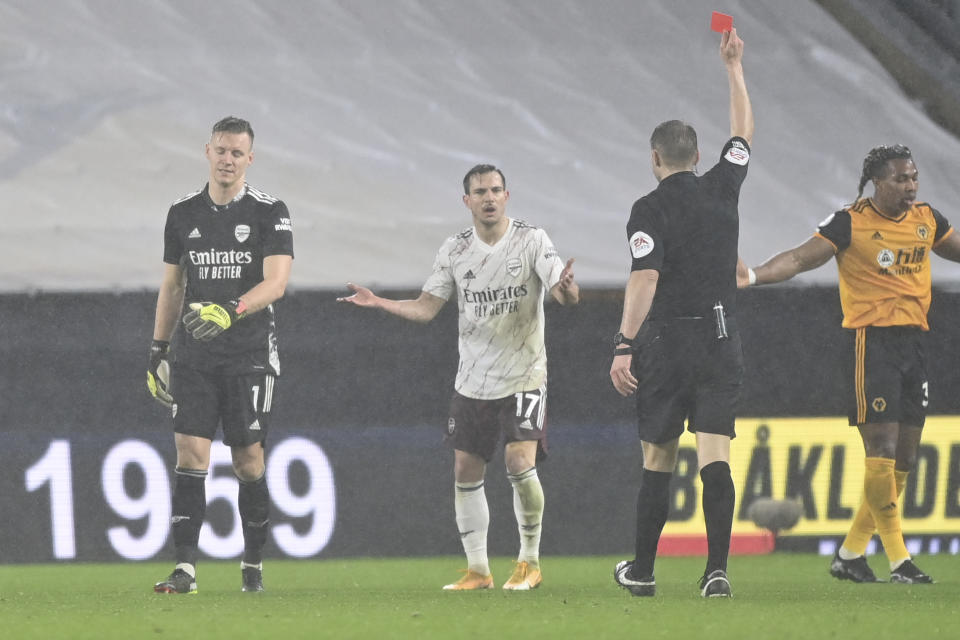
[613,332,636,356]
[613,332,636,348]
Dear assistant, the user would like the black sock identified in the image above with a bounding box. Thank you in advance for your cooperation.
[700,461,735,574]
[238,473,270,565]
[172,467,207,566]
[633,468,672,578]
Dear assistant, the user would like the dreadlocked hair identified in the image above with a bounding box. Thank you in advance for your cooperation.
[855,144,913,202]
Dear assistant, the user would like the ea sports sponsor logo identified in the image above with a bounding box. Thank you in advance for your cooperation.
[630,231,654,259]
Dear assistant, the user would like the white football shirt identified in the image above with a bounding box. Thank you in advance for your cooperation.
[422,218,565,399]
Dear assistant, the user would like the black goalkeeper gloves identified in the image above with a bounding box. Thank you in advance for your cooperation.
[147,339,173,407]
[182,300,247,341]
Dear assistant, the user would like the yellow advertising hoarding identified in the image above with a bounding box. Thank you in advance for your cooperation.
[662,416,960,537]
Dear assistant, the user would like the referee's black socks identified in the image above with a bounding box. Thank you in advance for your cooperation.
[633,468,672,578]
[700,460,735,574]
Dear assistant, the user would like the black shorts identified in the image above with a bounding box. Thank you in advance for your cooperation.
[846,326,927,427]
[632,319,743,444]
[445,383,548,463]
[170,364,276,447]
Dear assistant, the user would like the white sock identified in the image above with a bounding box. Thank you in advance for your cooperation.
[175,562,196,578]
[838,546,861,561]
[455,480,490,575]
[509,467,543,566]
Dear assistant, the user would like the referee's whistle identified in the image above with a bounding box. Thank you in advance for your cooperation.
[713,301,729,341]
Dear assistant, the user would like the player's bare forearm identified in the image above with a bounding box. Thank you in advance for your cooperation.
[154,264,186,341]
[338,285,445,324]
[933,229,960,262]
[236,254,292,315]
[753,236,834,285]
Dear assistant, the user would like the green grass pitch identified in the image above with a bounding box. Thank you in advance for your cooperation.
[1,554,958,639]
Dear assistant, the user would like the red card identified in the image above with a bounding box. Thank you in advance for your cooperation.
[710,11,733,32]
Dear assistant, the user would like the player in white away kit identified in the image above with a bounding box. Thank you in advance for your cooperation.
[339,164,579,590]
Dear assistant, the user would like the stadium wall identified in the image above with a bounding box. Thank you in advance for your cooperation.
[3,288,960,563]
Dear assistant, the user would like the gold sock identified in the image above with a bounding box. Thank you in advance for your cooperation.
[863,457,909,565]
[841,469,909,556]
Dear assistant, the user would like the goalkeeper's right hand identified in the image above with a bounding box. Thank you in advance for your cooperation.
[147,339,173,408]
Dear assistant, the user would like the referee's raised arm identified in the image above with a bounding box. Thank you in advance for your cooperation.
[721,28,753,145]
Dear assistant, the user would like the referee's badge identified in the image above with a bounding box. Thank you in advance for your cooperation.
[630,231,654,258]
[447,417,456,435]
[235,224,251,242]
[724,140,749,166]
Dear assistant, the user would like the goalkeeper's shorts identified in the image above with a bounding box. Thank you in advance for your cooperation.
[171,364,276,447]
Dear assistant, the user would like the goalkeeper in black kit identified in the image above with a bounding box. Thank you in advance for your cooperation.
[147,116,294,594]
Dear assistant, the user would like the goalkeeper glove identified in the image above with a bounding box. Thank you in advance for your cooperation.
[147,339,173,407]
[182,299,247,341]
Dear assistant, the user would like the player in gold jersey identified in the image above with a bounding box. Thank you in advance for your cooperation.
[740,145,960,583]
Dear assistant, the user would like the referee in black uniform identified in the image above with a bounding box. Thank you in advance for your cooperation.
[147,116,294,594]
[611,28,752,598]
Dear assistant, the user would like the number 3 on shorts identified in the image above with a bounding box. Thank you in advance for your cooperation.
[514,384,546,431]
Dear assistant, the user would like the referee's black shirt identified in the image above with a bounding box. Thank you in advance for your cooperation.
[626,137,750,319]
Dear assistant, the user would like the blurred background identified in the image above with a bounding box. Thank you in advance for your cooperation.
[3,0,960,563]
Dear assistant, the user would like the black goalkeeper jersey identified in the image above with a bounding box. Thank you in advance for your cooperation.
[163,183,294,375]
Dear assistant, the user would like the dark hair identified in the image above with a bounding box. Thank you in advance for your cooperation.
[212,116,255,145]
[650,120,698,167]
[855,144,913,201]
[463,164,506,194]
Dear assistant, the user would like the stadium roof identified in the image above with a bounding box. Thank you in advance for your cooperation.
[3,0,960,291]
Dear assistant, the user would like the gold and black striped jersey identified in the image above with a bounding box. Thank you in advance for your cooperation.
[816,198,952,330]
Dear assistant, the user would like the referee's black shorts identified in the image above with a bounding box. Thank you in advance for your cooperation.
[845,325,927,427]
[632,318,743,444]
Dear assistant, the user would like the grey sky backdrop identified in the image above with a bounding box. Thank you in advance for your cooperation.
[3,0,960,292]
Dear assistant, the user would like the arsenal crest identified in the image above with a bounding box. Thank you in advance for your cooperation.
[235,224,251,242]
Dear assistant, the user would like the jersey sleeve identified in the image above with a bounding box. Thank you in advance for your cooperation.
[815,210,851,252]
[627,199,664,272]
[931,206,953,244]
[162,206,182,265]
[703,137,750,197]
[261,201,295,258]
[531,228,565,289]
[422,239,456,301]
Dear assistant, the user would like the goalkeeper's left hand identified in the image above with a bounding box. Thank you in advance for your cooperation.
[183,300,247,341]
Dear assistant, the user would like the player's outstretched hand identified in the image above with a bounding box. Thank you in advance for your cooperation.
[736,257,752,289]
[559,258,576,290]
[337,283,379,308]
[720,27,744,65]
[183,301,243,341]
[147,339,173,407]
